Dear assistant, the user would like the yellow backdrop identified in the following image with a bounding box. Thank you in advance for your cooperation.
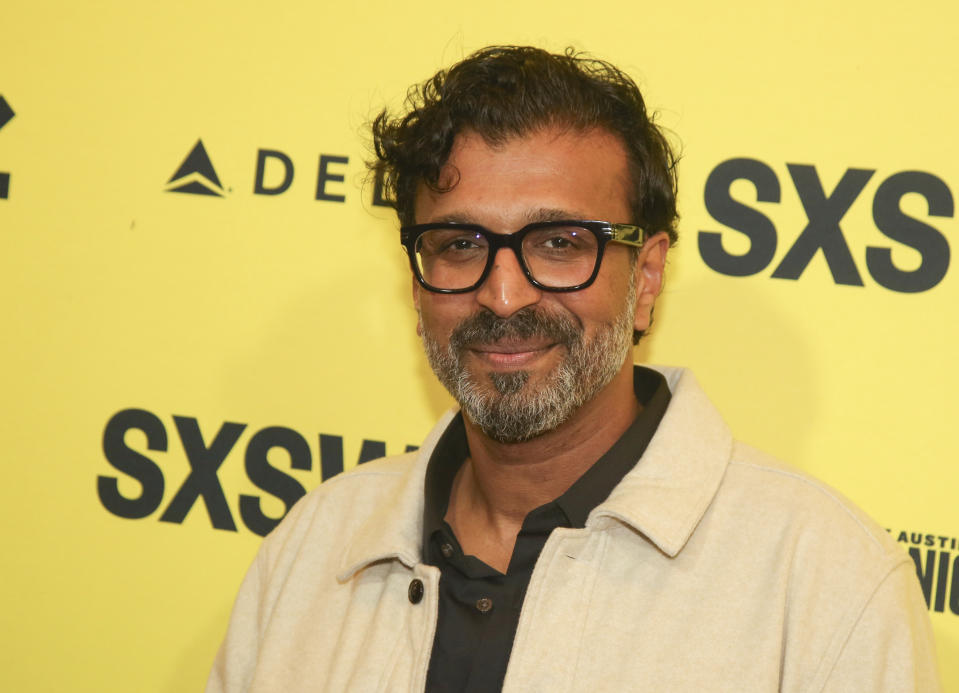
[1,1,956,690]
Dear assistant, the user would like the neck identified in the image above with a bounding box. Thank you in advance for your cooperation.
[445,360,638,571]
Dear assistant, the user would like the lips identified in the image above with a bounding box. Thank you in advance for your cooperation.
[472,338,554,354]
[469,340,556,368]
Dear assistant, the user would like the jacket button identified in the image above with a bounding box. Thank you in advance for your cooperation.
[408,579,424,604]
[475,597,493,613]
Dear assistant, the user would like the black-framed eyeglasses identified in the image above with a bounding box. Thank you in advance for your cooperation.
[400,220,646,294]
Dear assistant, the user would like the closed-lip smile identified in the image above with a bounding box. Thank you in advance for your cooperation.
[470,340,556,367]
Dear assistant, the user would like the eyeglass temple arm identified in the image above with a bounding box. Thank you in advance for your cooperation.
[610,223,646,247]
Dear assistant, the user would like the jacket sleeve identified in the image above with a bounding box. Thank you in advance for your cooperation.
[821,560,941,692]
[205,553,264,693]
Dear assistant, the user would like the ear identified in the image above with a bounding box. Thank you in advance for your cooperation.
[632,231,670,333]
[412,276,423,337]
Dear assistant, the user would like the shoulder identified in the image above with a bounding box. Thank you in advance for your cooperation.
[254,451,426,572]
[248,410,458,581]
[718,449,939,689]
[716,441,907,580]
[289,452,420,519]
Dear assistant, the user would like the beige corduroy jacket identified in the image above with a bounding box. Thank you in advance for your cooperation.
[207,367,940,692]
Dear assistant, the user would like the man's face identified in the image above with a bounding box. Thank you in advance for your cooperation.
[413,126,650,443]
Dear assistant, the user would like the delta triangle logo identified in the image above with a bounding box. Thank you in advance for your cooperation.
[165,139,226,197]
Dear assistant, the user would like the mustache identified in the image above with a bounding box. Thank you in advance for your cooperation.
[448,307,582,351]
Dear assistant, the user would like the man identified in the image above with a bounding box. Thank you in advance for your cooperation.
[208,46,939,691]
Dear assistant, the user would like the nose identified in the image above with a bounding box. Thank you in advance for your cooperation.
[475,247,542,317]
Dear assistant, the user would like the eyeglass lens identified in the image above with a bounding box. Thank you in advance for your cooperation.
[413,225,599,290]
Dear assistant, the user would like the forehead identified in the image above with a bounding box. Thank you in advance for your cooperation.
[413,126,632,228]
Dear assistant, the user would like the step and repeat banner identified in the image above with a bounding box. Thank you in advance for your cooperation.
[1,1,956,690]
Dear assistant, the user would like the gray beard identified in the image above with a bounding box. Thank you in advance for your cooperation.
[421,281,636,443]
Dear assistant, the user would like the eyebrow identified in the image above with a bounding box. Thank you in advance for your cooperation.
[428,213,476,225]
[426,207,587,227]
[524,207,584,223]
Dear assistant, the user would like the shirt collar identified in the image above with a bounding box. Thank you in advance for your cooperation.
[421,414,469,552]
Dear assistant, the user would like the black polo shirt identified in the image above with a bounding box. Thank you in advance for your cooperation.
[422,366,671,692]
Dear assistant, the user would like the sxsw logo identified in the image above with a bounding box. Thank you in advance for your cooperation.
[0,95,14,199]
[699,158,954,293]
[97,407,417,536]
[165,138,390,206]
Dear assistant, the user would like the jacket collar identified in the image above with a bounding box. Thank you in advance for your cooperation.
[590,367,732,557]
[337,367,731,578]
[336,409,455,582]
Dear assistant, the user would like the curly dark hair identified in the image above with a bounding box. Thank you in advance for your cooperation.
[370,45,679,245]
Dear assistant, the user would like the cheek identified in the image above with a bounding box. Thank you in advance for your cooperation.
[417,295,471,342]
[557,281,629,326]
